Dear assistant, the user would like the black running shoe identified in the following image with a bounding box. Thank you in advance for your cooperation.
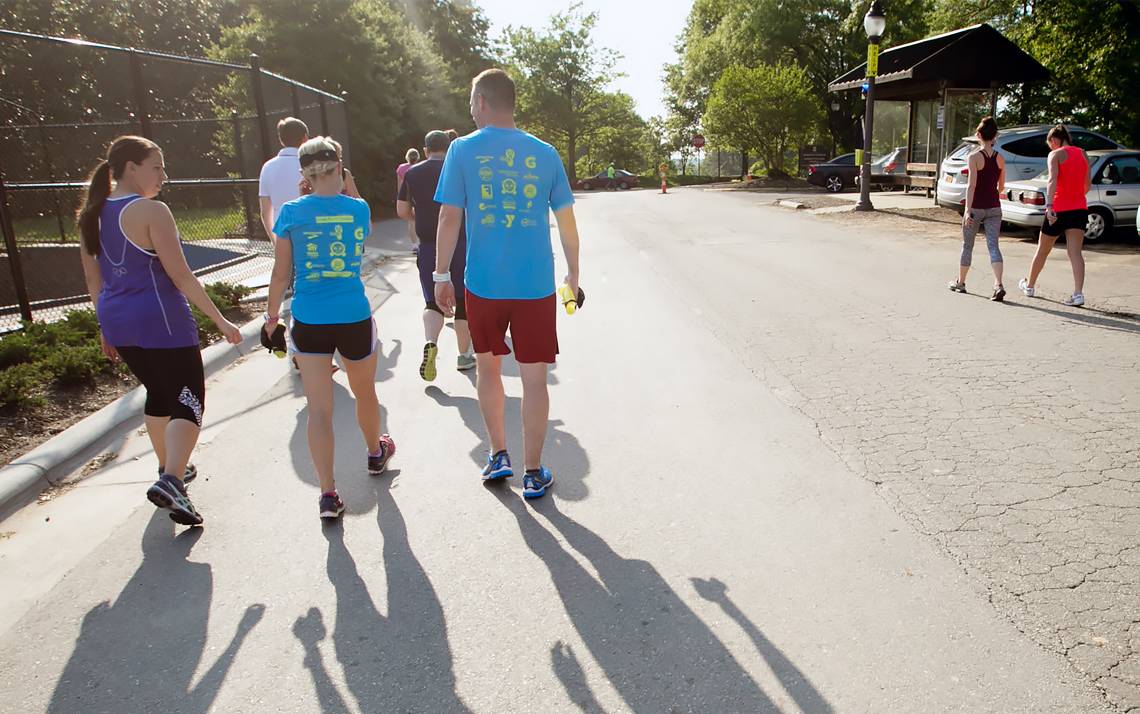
[157,464,197,486]
[991,285,1006,302]
[367,434,396,475]
[146,474,203,526]
[319,491,345,519]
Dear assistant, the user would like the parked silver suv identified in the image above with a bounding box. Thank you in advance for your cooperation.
[936,125,1123,211]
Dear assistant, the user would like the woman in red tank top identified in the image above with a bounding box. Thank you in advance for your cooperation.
[949,116,1006,301]
[1019,125,1091,307]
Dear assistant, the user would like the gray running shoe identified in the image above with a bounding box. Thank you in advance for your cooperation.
[457,353,476,371]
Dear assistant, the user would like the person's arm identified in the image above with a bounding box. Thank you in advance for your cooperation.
[78,248,118,361]
[265,236,293,336]
[1044,149,1062,222]
[342,168,361,199]
[432,142,466,314]
[259,197,274,238]
[396,200,414,221]
[143,201,241,344]
[549,147,579,292]
[996,154,1005,194]
[963,152,979,225]
[433,205,463,315]
[396,176,413,221]
[1082,150,1092,194]
[553,206,580,297]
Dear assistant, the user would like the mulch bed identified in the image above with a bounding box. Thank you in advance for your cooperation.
[0,299,265,469]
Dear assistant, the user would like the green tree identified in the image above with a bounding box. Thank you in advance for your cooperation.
[930,0,1140,147]
[400,0,494,121]
[501,5,621,183]
[213,0,462,202]
[668,0,930,154]
[702,62,823,173]
[576,91,651,176]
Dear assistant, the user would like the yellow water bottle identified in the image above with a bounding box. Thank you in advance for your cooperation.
[559,282,584,315]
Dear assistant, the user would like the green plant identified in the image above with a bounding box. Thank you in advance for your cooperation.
[0,363,47,409]
[41,344,113,387]
[0,333,38,369]
[204,282,254,311]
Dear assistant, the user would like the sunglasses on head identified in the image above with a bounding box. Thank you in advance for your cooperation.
[299,149,339,168]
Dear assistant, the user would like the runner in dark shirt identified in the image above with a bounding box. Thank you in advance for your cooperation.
[397,130,474,379]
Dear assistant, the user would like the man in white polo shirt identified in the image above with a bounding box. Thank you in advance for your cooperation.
[259,117,309,234]
[259,117,308,368]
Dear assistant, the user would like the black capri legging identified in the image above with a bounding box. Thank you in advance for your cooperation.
[116,346,206,426]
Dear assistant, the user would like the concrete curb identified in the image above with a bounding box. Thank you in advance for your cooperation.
[776,199,806,210]
[0,249,399,517]
[0,316,268,515]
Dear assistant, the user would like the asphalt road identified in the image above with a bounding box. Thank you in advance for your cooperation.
[0,187,1135,712]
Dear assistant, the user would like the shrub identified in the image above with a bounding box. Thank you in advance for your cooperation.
[0,333,38,369]
[205,282,254,311]
[0,363,47,409]
[41,343,114,387]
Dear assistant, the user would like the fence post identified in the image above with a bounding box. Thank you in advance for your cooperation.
[318,94,329,136]
[232,111,258,240]
[35,118,68,243]
[0,174,34,324]
[248,54,272,161]
[128,49,153,139]
[290,83,302,118]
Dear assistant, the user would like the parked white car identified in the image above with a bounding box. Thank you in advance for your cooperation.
[999,150,1140,241]
[937,125,1123,211]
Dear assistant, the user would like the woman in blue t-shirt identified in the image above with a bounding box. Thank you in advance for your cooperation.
[265,137,395,519]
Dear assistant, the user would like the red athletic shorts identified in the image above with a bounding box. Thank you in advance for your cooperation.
[465,290,558,364]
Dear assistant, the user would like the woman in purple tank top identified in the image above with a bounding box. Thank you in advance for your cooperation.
[949,116,1006,301]
[77,136,242,527]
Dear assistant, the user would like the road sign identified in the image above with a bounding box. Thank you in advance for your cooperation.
[691,134,706,149]
[867,44,880,77]
[798,145,829,175]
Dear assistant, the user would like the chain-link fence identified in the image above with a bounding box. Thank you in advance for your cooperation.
[0,28,348,331]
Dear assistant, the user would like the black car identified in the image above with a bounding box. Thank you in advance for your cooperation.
[806,153,858,193]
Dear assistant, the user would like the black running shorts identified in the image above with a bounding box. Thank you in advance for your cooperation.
[116,345,206,426]
[1041,209,1088,237]
[289,317,375,361]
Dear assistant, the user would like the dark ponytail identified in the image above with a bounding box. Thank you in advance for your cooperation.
[76,135,161,256]
[78,160,112,256]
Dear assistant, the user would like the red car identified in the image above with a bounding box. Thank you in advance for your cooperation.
[575,169,639,190]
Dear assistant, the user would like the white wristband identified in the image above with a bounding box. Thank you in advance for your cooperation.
[432,271,451,283]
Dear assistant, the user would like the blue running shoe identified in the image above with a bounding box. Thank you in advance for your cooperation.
[482,450,513,481]
[522,466,555,499]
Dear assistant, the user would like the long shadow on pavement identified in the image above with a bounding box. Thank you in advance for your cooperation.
[425,385,590,501]
[490,492,829,712]
[966,293,1140,334]
[292,476,471,713]
[48,512,265,713]
[692,577,834,714]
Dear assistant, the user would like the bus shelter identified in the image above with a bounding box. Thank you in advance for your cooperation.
[828,23,1049,193]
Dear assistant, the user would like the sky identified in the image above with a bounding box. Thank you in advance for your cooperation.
[472,0,694,120]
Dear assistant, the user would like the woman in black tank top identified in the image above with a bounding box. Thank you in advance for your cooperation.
[949,116,1006,301]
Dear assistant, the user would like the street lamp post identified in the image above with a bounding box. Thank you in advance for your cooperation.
[855,1,886,212]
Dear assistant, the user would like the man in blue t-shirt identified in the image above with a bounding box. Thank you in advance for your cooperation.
[434,68,581,500]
